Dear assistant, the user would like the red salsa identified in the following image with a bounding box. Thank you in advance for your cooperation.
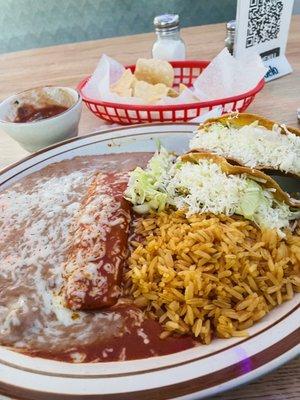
[14,103,68,123]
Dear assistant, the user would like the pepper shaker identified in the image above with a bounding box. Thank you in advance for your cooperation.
[225,20,236,55]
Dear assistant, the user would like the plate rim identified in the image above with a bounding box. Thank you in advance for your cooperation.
[0,122,199,176]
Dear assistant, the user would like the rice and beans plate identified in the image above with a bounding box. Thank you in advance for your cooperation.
[0,113,299,363]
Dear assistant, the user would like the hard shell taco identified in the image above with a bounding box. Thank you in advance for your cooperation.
[189,113,300,179]
[125,147,300,235]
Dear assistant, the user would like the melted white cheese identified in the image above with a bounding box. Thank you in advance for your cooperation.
[0,171,94,342]
[62,173,129,309]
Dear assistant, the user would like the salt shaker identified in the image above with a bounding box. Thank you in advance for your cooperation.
[152,14,186,60]
[225,20,236,55]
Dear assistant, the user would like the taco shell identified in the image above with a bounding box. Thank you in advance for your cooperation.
[181,152,300,208]
[191,113,300,179]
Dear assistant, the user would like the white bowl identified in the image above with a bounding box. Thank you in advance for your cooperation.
[0,86,82,152]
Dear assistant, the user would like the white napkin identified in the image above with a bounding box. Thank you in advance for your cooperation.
[83,55,148,105]
[190,106,223,123]
[193,48,267,101]
[83,55,144,104]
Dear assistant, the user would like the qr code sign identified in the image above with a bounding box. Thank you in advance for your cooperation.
[246,0,283,48]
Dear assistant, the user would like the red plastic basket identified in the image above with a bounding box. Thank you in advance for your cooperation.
[77,60,264,125]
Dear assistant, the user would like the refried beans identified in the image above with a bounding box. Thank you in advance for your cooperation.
[0,153,196,362]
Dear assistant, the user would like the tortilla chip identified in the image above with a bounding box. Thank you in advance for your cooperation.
[167,87,179,97]
[134,58,174,88]
[110,69,135,97]
[179,83,188,94]
[133,80,169,104]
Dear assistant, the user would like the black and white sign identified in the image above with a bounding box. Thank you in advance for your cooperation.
[234,0,294,81]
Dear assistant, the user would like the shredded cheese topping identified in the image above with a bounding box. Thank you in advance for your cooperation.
[166,161,293,232]
[167,161,246,215]
[190,122,300,175]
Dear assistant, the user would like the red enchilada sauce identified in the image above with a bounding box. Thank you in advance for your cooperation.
[14,103,68,122]
[25,306,196,362]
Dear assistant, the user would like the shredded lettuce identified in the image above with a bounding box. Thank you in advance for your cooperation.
[124,146,175,213]
[237,180,264,220]
[236,180,293,231]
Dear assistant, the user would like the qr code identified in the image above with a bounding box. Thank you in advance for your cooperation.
[246,0,283,48]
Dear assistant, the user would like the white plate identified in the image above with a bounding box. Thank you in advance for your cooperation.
[0,123,299,400]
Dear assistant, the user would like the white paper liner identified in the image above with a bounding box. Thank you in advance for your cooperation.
[83,49,266,107]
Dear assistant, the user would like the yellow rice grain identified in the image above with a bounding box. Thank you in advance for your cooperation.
[126,211,300,344]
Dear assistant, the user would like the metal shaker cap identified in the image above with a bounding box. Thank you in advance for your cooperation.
[226,20,236,32]
[154,14,180,31]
